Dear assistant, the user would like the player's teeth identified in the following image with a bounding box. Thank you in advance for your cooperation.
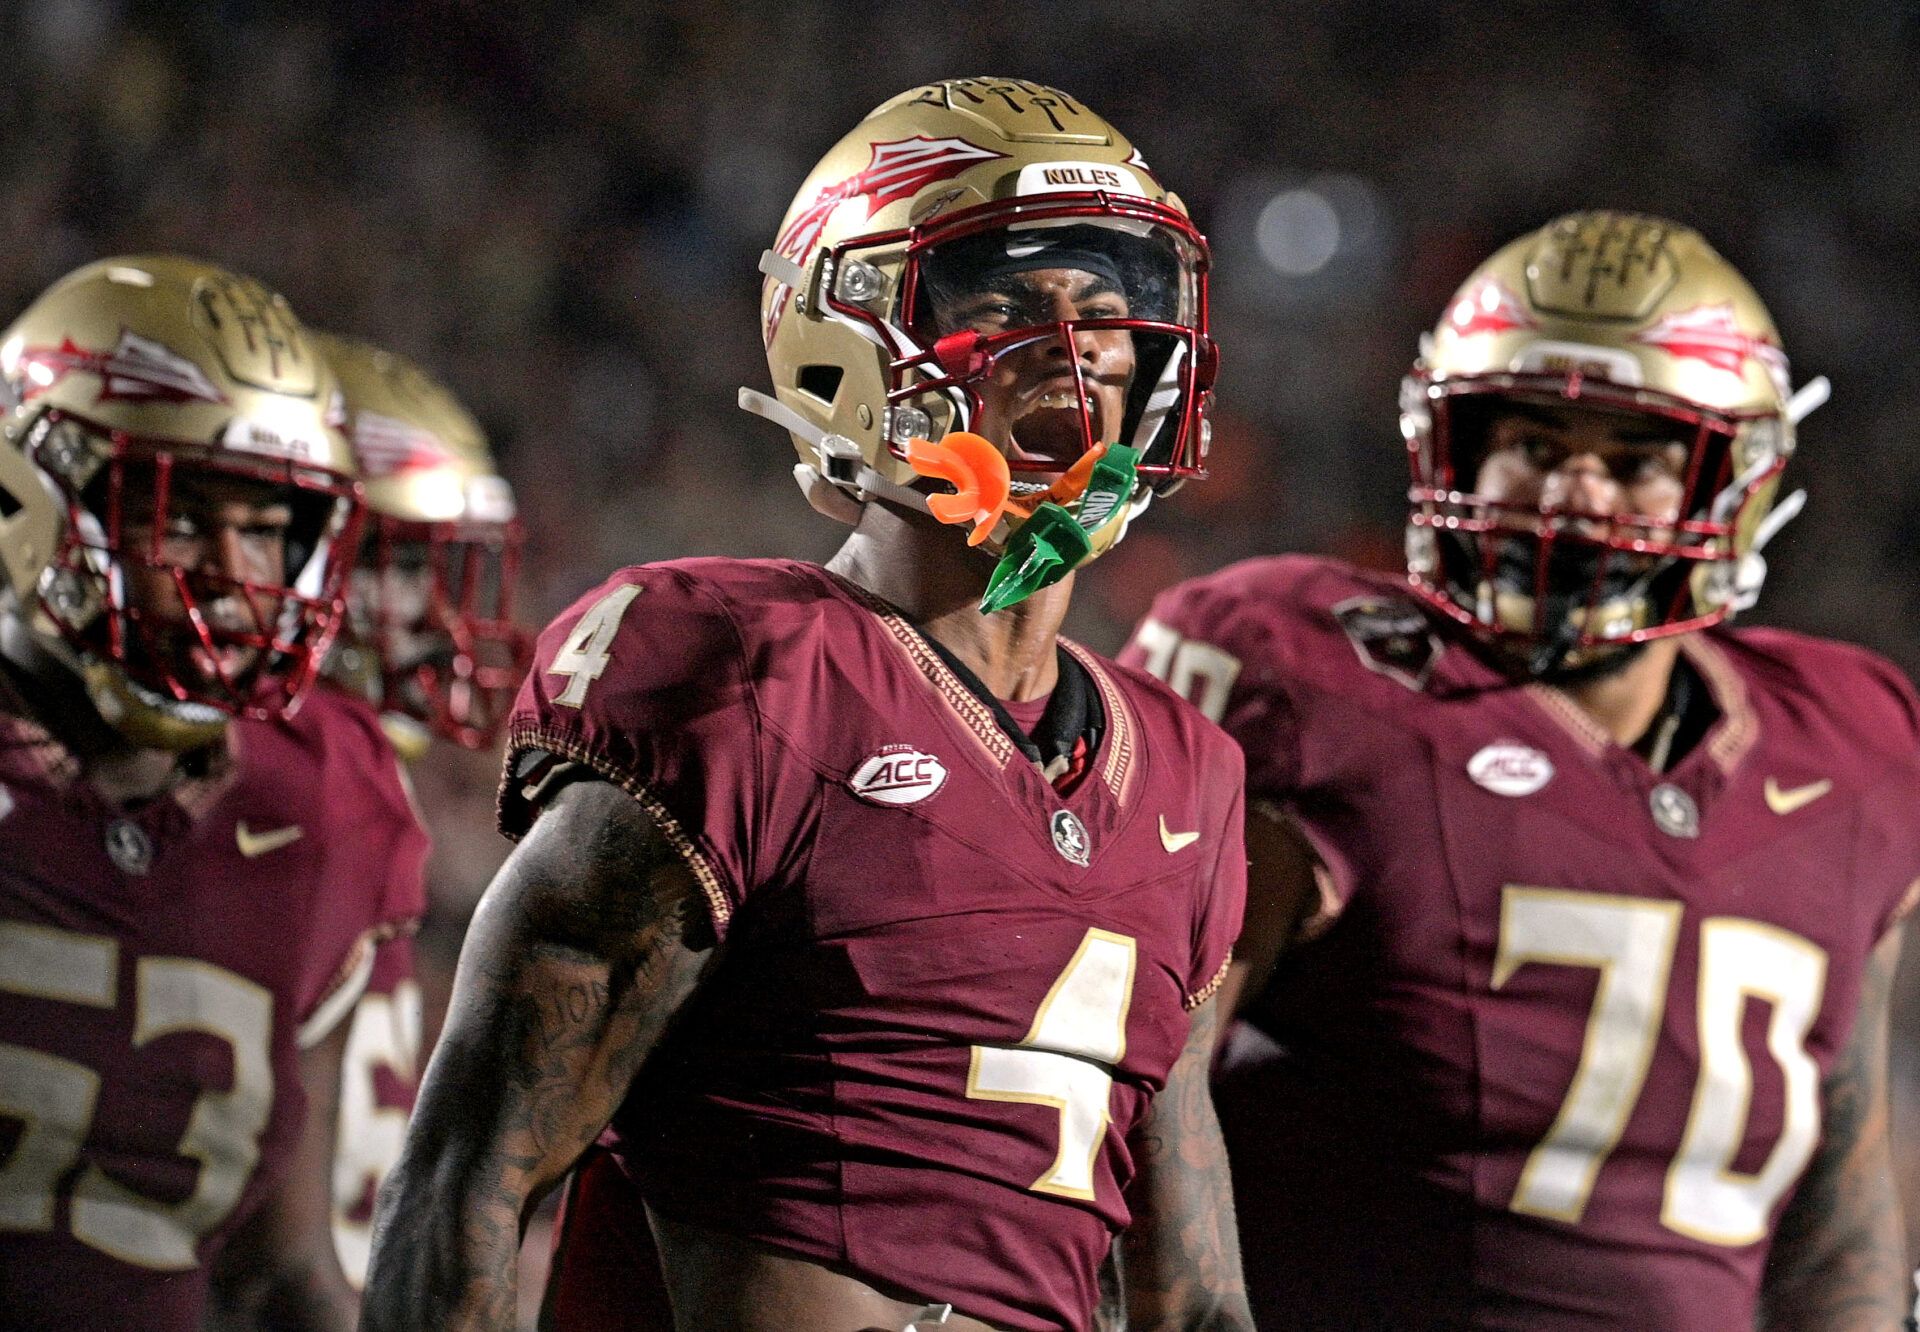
[1038,392,1080,409]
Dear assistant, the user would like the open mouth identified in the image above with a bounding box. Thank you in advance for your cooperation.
[1012,387,1106,470]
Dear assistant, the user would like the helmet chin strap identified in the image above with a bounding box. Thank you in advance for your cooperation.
[739,386,936,522]
[1720,485,1807,613]
[1527,613,1586,679]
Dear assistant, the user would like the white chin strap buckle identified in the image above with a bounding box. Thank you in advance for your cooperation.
[1714,485,1807,613]
[792,463,863,526]
[904,1304,952,1331]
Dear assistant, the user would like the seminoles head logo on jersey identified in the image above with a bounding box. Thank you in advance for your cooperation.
[16,330,228,406]
[1631,303,1788,387]
[1050,808,1090,866]
[763,135,1008,346]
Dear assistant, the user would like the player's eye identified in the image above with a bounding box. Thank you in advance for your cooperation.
[1520,432,1566,470]
[950,296,1021,331]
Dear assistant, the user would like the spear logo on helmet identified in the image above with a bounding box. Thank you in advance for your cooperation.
[764,135,1007,345]
[1444,278,1539,340]
[1631,303,1788,382]
[351,411,459,477]
[16,331,229,406]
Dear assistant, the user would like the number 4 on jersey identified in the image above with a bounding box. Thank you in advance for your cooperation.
[549,584,642,708]
[968,929,1137,1201]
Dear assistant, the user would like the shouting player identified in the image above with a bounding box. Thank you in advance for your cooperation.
[364,78,1250,1332]
[0,257,422,1329]
[307,331,528,1286]
[1126,211,1918,1329]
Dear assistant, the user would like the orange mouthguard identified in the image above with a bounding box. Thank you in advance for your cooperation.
[1010,442,1108,519]
[906,433,1012,546]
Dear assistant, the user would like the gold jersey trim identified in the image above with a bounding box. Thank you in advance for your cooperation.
[1521,635,1758,776]
[503,723,735,934]
[1061,639,1136,806]
[1185,948,1232,1011]
[833,576,1015,769]
[1679,636,1758,775]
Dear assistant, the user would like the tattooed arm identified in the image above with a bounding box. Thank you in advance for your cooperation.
[1121,995,1255,1331]
[1759,923,1909,1331]
[360,778,717,1332]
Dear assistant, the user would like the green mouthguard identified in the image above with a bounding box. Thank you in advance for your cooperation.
[979,445,1141,614]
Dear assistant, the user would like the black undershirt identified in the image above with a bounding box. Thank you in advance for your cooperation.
[922,636,1105,781]
[1633,653,1718,774]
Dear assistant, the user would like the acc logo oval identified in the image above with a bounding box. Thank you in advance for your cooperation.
[850,747,949,806]
[1467,741,1554,797]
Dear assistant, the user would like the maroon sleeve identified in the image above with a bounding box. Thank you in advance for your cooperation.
[317,712,430,1049]
[376,750,431,935]
[1187,747,1247,1009]
[499,566,765,938]
[1845,647,1920,942]
[1120,562,1303,799]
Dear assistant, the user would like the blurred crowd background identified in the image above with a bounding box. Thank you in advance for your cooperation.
[6,0,1920,1298]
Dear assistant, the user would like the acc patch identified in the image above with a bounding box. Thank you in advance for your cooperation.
[1332,595,1443,691]
[1468,741,1554,797]
[850,745,948,806]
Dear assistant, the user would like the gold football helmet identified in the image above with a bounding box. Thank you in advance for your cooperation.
[315,332,529,754]
[1400,210,1824,670]
[0,255,360,748]
[742,77,1216,608]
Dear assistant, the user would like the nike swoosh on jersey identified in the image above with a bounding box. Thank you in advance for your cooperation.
[1763,777,1833,816]
[1159,815,1200,854]
[236,821,304,857]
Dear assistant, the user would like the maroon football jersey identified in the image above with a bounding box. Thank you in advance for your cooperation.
[0,682,428,1330]
[1121,554,1920,1331]
[501,558,1245,1332]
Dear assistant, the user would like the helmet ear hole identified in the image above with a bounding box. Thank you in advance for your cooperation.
[796,364,844,405]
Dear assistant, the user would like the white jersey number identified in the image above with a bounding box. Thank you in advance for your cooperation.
[1495,888,1828,1245]
[0,922,274,1270]
[968,929,1137,1200]
[549,583,643,709]
[331,978,422,1286]
[1129,620,1241,724]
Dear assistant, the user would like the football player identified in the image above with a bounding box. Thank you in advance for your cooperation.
[0,257,424,1329]
[364,78,1251,1332]
[305,331,528,1287]
[1123,211,1918,1329]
